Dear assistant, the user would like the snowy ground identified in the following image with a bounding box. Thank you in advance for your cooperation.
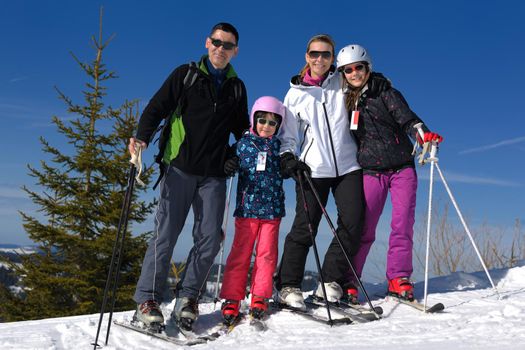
[1,264,525,350]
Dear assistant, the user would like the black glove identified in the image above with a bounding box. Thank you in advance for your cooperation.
[280,152,311,181]
[367,72,391,97]
[224,156,239,177]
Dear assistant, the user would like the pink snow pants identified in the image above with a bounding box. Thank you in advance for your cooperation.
[351,168,418,281]
[220,217,281,301]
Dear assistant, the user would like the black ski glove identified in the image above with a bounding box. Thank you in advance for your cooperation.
[367,72,391,97]
[224,156,239,177]
[280,152,311,181]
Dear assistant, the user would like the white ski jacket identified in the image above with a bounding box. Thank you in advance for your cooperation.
[279,70,361,178]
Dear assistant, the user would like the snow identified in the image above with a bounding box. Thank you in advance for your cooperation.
[0,247,36,254]
[1,265,525,350]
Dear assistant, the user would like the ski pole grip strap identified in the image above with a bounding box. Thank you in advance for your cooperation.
[130,144,145,186]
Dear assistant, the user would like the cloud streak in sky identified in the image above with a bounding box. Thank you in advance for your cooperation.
[0,186,26,199]
[418,170,521,187]
[9,76,29,83]
[459,136,525,155]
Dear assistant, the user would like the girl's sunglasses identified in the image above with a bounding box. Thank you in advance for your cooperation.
[342,64,366,74]
[257,118,278,127]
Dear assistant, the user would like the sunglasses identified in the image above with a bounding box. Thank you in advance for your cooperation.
[308,51,332,59]
[342,64,366,74]
[257,118,278,127]
[209,37,237,50]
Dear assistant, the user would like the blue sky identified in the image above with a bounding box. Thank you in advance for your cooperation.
[1,1,524,280]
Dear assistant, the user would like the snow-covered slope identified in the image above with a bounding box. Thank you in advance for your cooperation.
[1,265,525,350]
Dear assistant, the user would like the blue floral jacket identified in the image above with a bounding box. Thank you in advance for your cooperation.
[233,131,285,219]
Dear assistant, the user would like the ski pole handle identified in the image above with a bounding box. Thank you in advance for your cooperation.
[413,122,425,141]
[413,122,439,164]
[429,140,439,161]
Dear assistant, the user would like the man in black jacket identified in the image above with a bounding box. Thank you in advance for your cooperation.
[128,22,249,331]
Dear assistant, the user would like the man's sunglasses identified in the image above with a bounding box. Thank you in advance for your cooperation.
[209,37,237,50]
[342,64,366,74]
[308,51,332,59]
[257,118,278,127]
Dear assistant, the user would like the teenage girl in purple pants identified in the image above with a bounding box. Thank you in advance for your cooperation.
[336,44,443,302]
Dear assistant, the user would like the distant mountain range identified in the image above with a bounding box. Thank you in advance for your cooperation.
[0,244,320,300]
[0,244,36,292]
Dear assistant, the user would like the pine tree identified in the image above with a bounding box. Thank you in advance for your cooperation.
[0,11,156,321]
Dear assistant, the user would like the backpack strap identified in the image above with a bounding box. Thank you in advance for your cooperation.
[233,78,242,102]
[152,62,199,190]
[174,61,198,116]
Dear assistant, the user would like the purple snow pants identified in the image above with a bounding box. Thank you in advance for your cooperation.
[351,167,418,281]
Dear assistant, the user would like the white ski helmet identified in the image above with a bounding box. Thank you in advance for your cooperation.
[336,44,372,70]
[250,96,285,134]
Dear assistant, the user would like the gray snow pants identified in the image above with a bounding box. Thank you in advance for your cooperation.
[133,165,225,304]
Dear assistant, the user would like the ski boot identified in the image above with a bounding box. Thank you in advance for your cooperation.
[249,295,268,320]
[314,281,343,302]
[173,297,199,331]
[221,299,240,325]
[388,277,414,301]
[133,300,164,332]
[343,282,359,305]
[278,286,306,310]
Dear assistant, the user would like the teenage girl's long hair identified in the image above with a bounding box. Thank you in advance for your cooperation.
[299,34,336,78]
[343,64,371,111]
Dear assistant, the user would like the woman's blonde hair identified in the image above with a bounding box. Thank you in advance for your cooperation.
[299,34,336,78]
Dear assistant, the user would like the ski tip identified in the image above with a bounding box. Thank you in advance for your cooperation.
[329,317,353,326]
[249,319,268,332]
[427,303,445,313]
[373,306,384,315]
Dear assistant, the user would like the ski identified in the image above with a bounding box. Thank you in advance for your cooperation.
[306,294,383,315]
[175,313,244,341]
[270,301,353,326]
[304,295,382,322]
[114,313,243,346]
[249,316,268,331]
[336,298,384,316]
[113,319,208,346]
[385,294,445,313]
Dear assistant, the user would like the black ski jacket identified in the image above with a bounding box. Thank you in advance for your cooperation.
[136,56,249,177]
[353,73,428,173]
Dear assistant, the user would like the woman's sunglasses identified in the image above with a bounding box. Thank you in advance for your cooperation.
[308,51,332,60]
[342,64,366,74]
[257,118,278,127]
[209,37,237,50]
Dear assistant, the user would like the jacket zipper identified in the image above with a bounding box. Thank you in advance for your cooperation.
[322,102,339,177]
[302,138,314,163]
[299,114,309,151]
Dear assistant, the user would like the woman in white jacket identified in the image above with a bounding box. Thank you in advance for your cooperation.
[275,34,364,309]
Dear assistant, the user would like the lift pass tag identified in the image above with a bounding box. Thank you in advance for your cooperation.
[350,110,359,130]
[256,152,267,171]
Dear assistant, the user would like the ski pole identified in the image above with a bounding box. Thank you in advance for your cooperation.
[414,123,500,307]
[303,171,380,318]
[434,160,500,298]
[92,145,142,348]
[414,123,444,311]
[214,176,234,307]
[195,175,234,305]
[422,141,438,311]
[297,173,334,326]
